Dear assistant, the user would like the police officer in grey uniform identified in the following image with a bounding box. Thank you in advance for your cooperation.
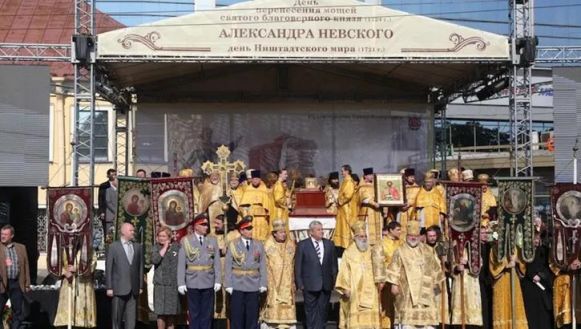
[177,213,222,329]
[225,216,267,329]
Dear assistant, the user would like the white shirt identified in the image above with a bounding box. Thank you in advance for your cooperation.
[311,237,324,264]
[194,232,205,245]
[241,237,252,250]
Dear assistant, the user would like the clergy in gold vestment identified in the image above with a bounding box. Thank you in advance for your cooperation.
[272,169,291,230]
[450,247,483,326]
[489,248,528,329]
[261,219,297,328]
[381,221,403,328]
[333,165,356,249]
[397,168,419,239]
[238,170,274,241]
[358,167,383,246]
[550,258,581,328]
[415,177,446,229]
[325,172,340,215]
[478,174,497,223]
[336,221,384,329]
[386,220,444,328]
[198,171,226,234]
[54,250,97,328]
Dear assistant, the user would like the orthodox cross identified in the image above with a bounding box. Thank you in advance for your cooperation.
[201,145,246,201]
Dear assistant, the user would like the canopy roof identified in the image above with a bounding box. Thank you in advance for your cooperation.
[97,0,510,95]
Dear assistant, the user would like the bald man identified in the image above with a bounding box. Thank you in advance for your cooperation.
[106,223,144,329]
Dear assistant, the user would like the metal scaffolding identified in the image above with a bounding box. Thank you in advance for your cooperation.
[509,0,535,177]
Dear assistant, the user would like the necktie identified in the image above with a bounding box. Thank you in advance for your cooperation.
[126,242,134,265]
[199,236,203,245]
[315,241,322,264]
[246,240,250,251]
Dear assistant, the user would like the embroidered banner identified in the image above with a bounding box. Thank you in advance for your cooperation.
[115,177,155,267]
[496,177,536,262]
[445,181,482,275]
[46,187,93,277]
[151,177,195,242]
[551,183,581,268]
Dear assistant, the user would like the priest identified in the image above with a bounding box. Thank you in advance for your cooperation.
[238,170,274,241]
[396,168,420,238]
[261,219,297,328]
[335,221,385,329]
[272,169,291,232]
[380,221,403,328]
[325,172,340,215]
[386,220,444,328]
[333,165,356,251]
[415,174,446,229]
[358,167,383,246]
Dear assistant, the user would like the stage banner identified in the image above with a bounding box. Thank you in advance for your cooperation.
[46,187,93,277]
[551,183,581,268]
[115,177,155,267]
[151,177,195,242]
[445,181,483,275]
[495,177,536,262]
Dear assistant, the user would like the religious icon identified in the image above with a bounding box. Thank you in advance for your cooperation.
[158,190,189,230]
[557,190,581,222]
[121,189,150,217]
[53,194,88,230]
[374,173,405,206]
[449,193,477,232]
[502,187,527,215]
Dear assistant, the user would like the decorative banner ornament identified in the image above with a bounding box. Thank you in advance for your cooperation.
[115,177,154,267]
[445,181,483,275]
[46,187,93,277]
[151,177,195,242]
[551,183,581,268]
[495,177,537,262]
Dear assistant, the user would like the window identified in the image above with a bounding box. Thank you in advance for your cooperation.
[78,110,109,162]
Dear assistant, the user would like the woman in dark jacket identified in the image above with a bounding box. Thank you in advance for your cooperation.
[152,226,181,329]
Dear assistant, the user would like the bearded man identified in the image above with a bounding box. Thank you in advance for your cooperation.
[386,221,444,328]
[335,221,385,329]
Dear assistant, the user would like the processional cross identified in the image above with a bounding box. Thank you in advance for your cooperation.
[201,145,246,204]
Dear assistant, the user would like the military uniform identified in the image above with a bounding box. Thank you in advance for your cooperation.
[177,227,222,329]
[225,221,267,329]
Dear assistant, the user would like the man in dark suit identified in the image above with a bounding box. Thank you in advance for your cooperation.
[98,168,117,231]
[0,225,30,329]
[295,220,338,329]
[106,222,143,329]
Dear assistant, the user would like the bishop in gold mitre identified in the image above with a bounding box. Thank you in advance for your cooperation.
[386,220,444,327]
[335,221,384,329]
[261,219,296,328]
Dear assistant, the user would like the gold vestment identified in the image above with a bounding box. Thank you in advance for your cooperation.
[336,243,382,329]
[489,248,528,329]
[54,252,97,328]
[272,181,290,230]
[358,182,383,246]
[381,237,403,328]
[415,187,446,228]
[550,261,581,327]
[333,175,356,249]
[198,180,225,234]
[261,237,296,327]
[238,181,274,241]
[450,248,482,326]
[385,242,444,327]
[397,185,420,237]
[325,186,339,215]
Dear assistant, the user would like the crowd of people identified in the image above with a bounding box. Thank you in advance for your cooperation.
[4,164,574,329]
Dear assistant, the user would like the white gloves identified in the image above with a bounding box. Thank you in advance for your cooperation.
[225,287,233,295]
[259,286,267,293]
[178,285,187,295]
[214,283,222,292]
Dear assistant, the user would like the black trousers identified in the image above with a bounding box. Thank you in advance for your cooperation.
[230,290,259,329]
[0,279,24,329]
[303,289,331,329]
[187,288,214,329]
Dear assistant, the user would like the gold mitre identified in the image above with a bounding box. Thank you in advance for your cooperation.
[271,219,286,232]
[424,171,436,180]
[351,221,366,236]
[178,168,193,177]
[407,220,421,236]
[481,218,490,229]
[478,173,490,183]
[462,169,474,181]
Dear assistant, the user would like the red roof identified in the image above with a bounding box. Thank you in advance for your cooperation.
[0,0,125,78]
